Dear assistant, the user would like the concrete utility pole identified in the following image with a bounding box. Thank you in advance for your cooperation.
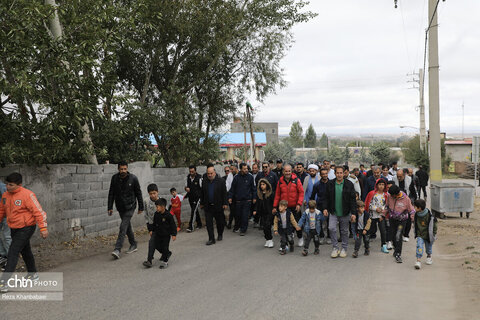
[428,0,442,183]
[419,69,427,151]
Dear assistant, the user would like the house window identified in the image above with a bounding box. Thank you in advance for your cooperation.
[272,129,275,134]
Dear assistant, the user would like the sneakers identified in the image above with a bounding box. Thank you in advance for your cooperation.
[415,261,421,269]
[186,228,193,233]
[314,248,320,255]
[264,240,269,247]
[395,255,403,263]
[0,280,8,293]
[352,250,358,258]
[364,248,370,256]
[0,256,7,265]
[387,241,393,250]
[426,256,433,265]
[280,249,287,255]
[239,232,246,236]
[326,238,332,245]
[381,244,389,253]
[267,240,274,248]
[159,261,168,269]
[143,260,153,268]
[111,249,120,259]
[302,249,308,256]
[298,238,304,247]
[233,228,239,233]
[331,248,339,258]
[126,244,138,254]
[339,249,347,258]
[26,273,39,281]
[402,236,409,242]
[319,238,326,245]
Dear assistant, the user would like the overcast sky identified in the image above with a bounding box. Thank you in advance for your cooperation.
[250,0,480,136]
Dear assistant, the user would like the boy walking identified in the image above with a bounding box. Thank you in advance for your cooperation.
[414,199,437,269]
[298,200,323,256]
[143,184,159,263]
[0,173,48,293]
[352,200,371,258]
[273,200,301,255]
[143,198,177,269]
[169,188,184,232]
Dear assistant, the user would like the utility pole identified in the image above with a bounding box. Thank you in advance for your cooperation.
[428,0,442,183]
[419,69,427,151]
[246,102,256,163]
[462,102,464,139]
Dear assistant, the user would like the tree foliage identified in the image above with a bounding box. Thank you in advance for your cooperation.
[318,133,328,148]
[288,121,303,148]
[369,142,391,164]
[0,0,315,166]
[263,142,294,163]
[304,124,316,148]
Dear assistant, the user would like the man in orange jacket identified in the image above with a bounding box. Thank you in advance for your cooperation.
[0,173,48,293]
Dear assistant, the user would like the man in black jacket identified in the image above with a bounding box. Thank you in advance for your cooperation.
[228,163,255,235]
[185,165,203,232]
[323,166,357,259]
[200,164,228,245]
[108,161,144,259]
[415,165,429,200]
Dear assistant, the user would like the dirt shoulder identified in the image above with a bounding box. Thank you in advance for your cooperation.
[435,197,480,319]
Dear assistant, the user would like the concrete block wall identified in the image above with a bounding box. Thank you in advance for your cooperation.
[0,162,225,244]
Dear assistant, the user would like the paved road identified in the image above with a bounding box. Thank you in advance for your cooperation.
[1,223,459,320]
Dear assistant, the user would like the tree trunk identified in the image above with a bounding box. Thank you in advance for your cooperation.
[45,0,98,164]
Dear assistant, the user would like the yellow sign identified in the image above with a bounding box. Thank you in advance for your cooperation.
[448,163,455,173]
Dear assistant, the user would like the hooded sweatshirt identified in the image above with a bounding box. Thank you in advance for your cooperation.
[364,178,389,219]
[414,208,437,243]
[386,191,415,221]
[254,178,274,216]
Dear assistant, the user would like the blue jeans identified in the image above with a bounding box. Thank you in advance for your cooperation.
[0,218,12,257]
[416,237,433,259]
[236,201,251,233]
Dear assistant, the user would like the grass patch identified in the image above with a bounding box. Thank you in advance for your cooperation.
[467,266,474,270]
[472,252,480,255]
[465,261,471,265]
[466,246,475,250]
[447,242,455,246]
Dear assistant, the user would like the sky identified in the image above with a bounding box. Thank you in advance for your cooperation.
[249,0,480,136]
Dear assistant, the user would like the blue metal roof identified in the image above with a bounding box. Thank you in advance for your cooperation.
[219,132,267,146]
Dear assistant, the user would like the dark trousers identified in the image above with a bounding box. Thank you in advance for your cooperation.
[188,200,202,229]
[228,203,238,229]
[303,229,319,251]
[419,186,427,199]
[115,209,136,251]
[148,234,171,262]
[236,200,251,233]
[290,207,303,239]
[279,228,294,250]
[386,219,392,242]
[205,207,225,241]
[1,225,37,281]
[390,219,407,256]
[260,214,273,240]
[369,218,387,246]
[354,232,370,251]
[403,218,412,238]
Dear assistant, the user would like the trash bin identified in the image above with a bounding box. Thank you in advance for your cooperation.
[430,182,475,218]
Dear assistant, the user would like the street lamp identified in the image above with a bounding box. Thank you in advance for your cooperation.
[399,125,419,130]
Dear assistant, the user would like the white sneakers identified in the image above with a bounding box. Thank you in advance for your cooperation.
[339,249,347,258]
[387,241,393,250]
[331,248,339,258]
[298,238,304,247]
[265,240,274,248]
[415,261,422,269]
[426,257,433,265]
[264,240,269,247]
[403,236,409,242]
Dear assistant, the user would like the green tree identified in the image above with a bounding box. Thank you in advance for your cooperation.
[327,145,344,165]
[289,121,303,148]
[263,142,294,163]
[319,133,328,148]
[402,135,429,170]
[370,142,391,164]
[356,147,373,165]
[304,124,316,148]
[343,147,351,163]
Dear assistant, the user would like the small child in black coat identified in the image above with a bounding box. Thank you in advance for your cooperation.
[143,198,177,269]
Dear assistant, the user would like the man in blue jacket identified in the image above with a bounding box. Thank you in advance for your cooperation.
[228,163,255,235]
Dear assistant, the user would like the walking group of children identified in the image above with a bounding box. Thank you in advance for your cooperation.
[139,177,437,271]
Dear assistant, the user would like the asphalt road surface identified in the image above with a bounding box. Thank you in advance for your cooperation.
[1,221,459,320]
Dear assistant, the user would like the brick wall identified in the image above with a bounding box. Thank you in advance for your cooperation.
[0,162,224,244]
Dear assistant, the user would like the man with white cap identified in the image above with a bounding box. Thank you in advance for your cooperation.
[301,164,320,247]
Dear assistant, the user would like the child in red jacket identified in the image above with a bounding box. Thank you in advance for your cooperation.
[169,188,185,232]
